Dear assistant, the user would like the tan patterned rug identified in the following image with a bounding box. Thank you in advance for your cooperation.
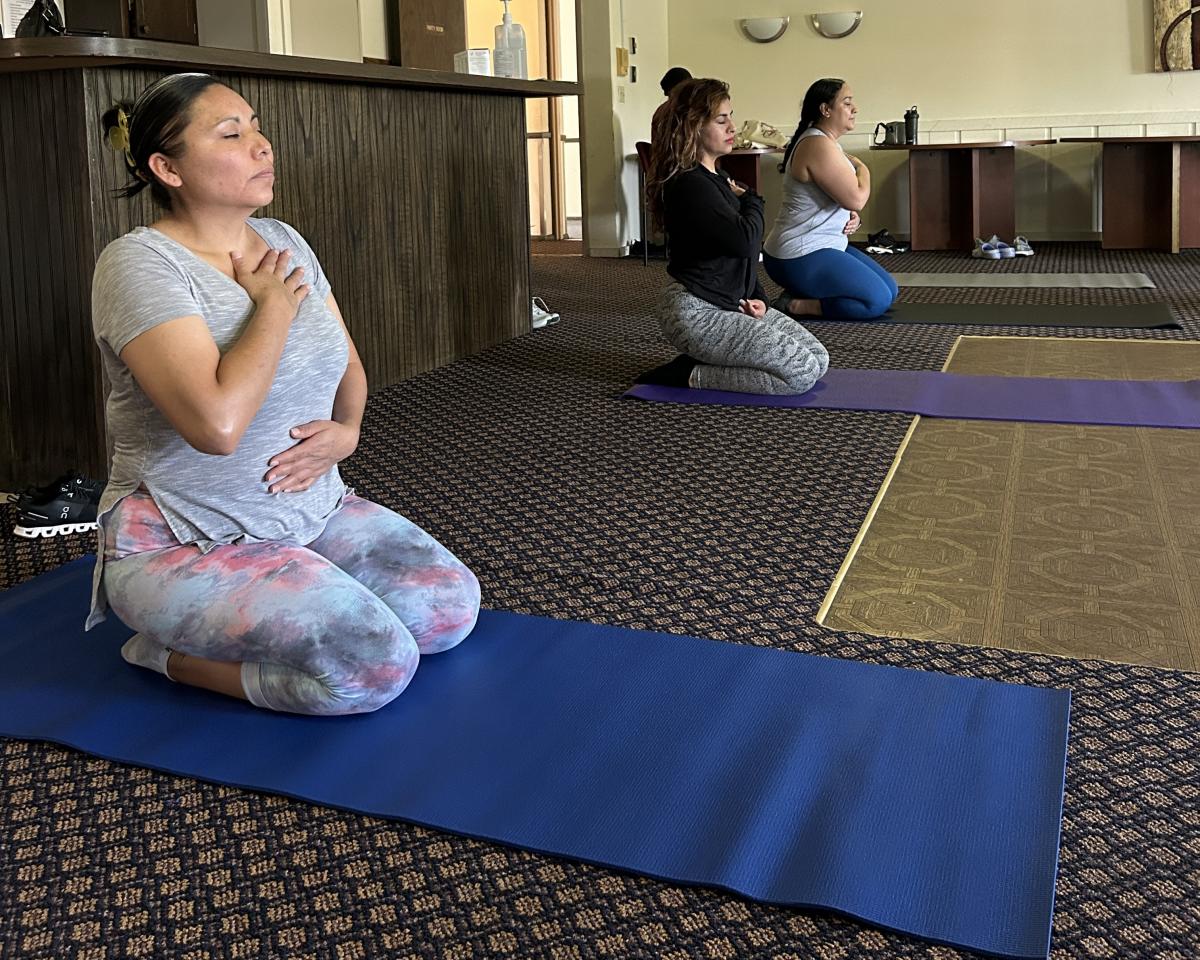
[819,336,1200,670]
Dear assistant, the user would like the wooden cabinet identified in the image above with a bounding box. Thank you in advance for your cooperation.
[385,0,467,71]
[66,0,197,44]
[135,0,197,43]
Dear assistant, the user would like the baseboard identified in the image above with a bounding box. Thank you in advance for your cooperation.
[586,246,629,258]
[1016,232,1101,243]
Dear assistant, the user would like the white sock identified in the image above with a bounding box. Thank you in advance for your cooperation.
[121,633,174,680]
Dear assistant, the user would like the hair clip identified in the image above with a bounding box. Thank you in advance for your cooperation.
[106,107,141,174]
[107,107,130,152]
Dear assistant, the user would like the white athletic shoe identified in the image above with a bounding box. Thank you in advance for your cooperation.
[986,235,1017,259]
[531,297,560,329]
[1013,235,1035,256]
[971,237,1002,260]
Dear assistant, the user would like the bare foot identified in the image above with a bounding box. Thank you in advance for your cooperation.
[785,297,822,317]
[167,650,248,701]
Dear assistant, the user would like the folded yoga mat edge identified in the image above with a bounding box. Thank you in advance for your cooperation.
[0,557,1070,960]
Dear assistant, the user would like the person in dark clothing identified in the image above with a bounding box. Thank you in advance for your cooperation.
[642,78,828,394]
[651,66,692,144]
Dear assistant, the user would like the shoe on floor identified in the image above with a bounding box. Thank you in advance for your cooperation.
[1013,235,1034,256]
[531,296,560,329]
[10,469,103,512]
[971,237,1002,259]
[986,234,1017,259]
[13,485,98,538]
[866,228,898,254]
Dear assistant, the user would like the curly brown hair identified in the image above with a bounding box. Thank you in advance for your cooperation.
[646,78,731,229]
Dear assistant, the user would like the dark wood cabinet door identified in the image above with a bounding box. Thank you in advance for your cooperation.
[64,0,131,38]
[387,0,467,71]
[134,0,197,44]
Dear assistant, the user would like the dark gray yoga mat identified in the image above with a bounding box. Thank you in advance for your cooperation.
[878,302,1179,329]
[624,368,1200,428]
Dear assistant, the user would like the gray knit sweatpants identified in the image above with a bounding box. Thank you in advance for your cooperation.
[656,282,830,395]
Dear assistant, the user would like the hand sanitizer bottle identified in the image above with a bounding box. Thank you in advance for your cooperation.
[493,0,528,79]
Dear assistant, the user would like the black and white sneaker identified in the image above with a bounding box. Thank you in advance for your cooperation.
[12,472,102,538]
[10,470,103,511]
[865,229,910,255]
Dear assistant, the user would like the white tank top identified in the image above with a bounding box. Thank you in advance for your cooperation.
[763,127,853,259]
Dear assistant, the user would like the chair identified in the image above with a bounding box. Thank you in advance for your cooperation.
[635,141,653,266]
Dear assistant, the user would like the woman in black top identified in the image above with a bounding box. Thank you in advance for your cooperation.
[643,78,828,394]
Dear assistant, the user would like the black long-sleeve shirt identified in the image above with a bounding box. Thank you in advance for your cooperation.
[662,164,767,311]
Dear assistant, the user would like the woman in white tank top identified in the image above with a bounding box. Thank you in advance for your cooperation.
[762,79,897,321]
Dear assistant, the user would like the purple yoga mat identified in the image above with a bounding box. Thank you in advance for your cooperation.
[624,368,1200,428]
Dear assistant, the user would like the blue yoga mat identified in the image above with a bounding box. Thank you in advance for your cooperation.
[0,558,1070,959]
[625,368,1200,428]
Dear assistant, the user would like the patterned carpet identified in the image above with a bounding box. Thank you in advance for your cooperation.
[531,238,584,257]
[2,244,1199,959]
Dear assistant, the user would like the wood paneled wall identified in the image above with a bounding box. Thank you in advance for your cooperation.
[0,65,531,488]
[0,70,107,486]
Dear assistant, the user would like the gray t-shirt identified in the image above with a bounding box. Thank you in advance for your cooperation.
[86,218,349,628]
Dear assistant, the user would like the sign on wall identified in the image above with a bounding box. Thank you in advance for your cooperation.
[1,0,36,36]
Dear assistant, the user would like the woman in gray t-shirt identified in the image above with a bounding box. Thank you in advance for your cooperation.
[88,73,479,715]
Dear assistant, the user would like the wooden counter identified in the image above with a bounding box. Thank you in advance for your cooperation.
[0,38,578,489]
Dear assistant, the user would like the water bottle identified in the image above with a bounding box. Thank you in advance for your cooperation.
[493,0,528,79]
[904,105,919,145]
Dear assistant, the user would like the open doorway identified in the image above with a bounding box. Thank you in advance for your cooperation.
[465,0,581,241]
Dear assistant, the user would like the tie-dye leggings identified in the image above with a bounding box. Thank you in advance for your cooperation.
[102,491,481,716]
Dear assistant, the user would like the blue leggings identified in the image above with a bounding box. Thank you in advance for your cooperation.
[763,245,898,320]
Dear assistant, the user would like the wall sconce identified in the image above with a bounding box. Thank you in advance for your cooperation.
[810,11,862,39]
[738,17,790,43]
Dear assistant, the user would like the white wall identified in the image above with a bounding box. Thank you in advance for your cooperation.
[360,0,387,60]
[666,0,1200,240]
[197,0,269,52]
[579,0,619,253]
[580,0,668,256]
[266,0,363,61]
